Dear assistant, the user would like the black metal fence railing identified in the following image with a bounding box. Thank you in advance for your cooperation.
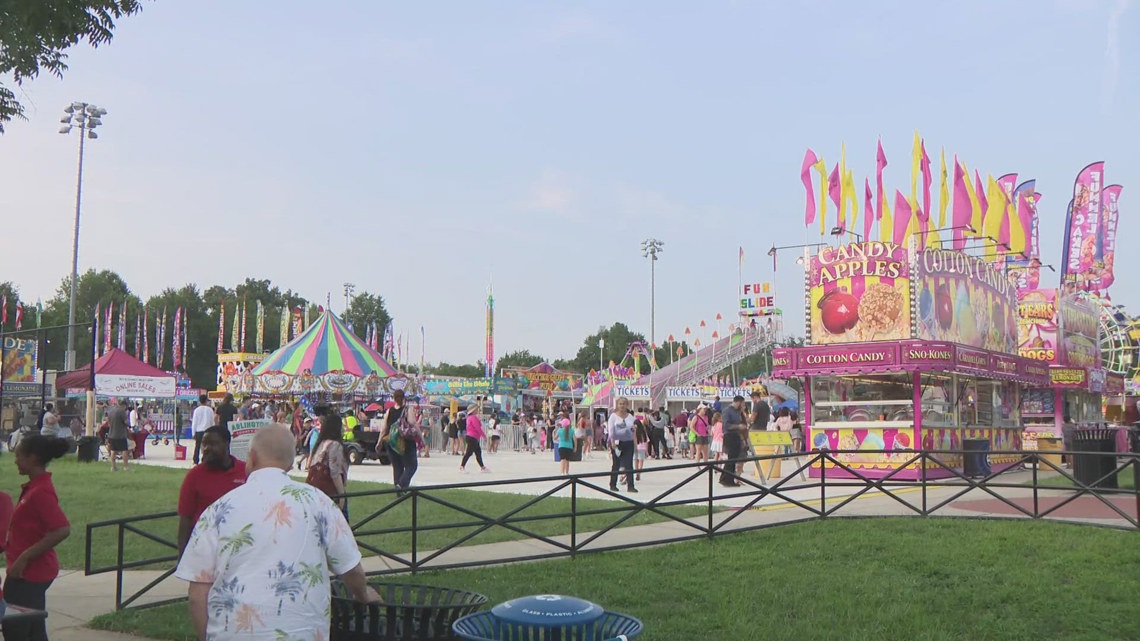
[86,448,1140,610]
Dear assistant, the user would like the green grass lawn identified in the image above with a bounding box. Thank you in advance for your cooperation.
[1033,467,1136,490]
[91,518,1140,641]
[0,457,706,572]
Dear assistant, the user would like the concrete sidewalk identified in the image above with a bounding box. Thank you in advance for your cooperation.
[48,448,1138,640]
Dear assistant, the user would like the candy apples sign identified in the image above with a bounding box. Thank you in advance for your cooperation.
[808,242,911,344]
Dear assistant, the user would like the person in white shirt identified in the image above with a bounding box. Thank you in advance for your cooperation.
[606,397,638,493]
[190,395,216,465]
[39,403,61,437]
[175,425,379,641]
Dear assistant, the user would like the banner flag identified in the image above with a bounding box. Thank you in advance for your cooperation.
[802,149,819,226]
[1061,161,1106,290]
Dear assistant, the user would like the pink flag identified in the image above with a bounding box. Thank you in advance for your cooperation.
[875,140,887,220]
[828,163,841,223]
[974,170,988,221]
[863,178,874,240]
[997,173,1018,252]
[951,158,970,249]
[893,191,912,246]
[920,140,932,219]
[1097,184,1123,293]
[802,149,819,226]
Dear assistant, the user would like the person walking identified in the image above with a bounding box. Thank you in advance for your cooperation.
[107,399,131,472]
[176,425,247,555]
[215,393,237,429]
[556,417,575,475]
[4,435,71,641]
[607,397,638,493]
[719,395,748,487]
[175,426,379,641]
[381,390,420,492]
[460,404,489,472]
[690,405,711,462]
[306,414,350,516]
[190,394,215,465]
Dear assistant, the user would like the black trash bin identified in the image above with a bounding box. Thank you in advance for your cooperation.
[452,594,643,641]
[1071,429,1118,489]
[76,436,100,463]
[330,582,488,641]
[962,438,991,477]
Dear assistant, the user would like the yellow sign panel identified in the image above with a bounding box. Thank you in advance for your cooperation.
[749,431,793,447]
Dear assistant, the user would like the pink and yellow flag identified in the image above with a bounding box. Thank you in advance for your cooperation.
[863,177,874,240]
[875,139,888,220]
[893,190,912,246]
[802,149,819,226]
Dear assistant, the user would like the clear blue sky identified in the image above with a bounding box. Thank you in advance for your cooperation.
[0,0,1134,365]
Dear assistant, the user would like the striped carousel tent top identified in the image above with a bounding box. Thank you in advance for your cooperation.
[252,310,398,377]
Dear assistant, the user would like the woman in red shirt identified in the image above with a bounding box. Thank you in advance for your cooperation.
[3,435,71,641]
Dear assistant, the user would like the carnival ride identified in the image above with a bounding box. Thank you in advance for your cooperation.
[244,310,407,400]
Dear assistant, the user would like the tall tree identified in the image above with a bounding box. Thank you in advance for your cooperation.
[145,285,211,388]
[41,269,138,370]
[494,349,546,372]
[431,362,485,378]
[569,322,651,374]
[342,292,392,343]
[0,0,144,131]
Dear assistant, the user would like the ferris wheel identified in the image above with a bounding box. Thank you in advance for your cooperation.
[1081,293,1136,375]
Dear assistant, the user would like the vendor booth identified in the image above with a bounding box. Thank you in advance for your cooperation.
[773,241,1050,479]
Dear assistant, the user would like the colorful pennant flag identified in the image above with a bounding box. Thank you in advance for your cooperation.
[802,149,819,226]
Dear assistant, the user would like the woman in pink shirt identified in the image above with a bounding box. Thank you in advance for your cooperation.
[460,404,489,472]
[690,406,711,462]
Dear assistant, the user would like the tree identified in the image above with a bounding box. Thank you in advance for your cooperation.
[568,322,651,374]
[0,0,144,132]
[432,362,485,378]
[0,281,23,330]
[146,285,212,389]
[41,269,138,370]
[728,334,805,380]
[494,349,546,372]
[343,292,392,343]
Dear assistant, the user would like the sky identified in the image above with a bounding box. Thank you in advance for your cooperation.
[0,0,1136,366]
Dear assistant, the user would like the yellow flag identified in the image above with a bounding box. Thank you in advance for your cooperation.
[1008,194,1027,255]
[962,161,983,236]
[843,168,859,230]
[910,131,921,205]
[879,191,893,243]
[982,176,1006,260]
[905,196,921,247]
[938,148,949,229]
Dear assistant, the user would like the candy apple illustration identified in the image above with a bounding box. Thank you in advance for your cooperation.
[935,282,953,331]
[818,289,859,334]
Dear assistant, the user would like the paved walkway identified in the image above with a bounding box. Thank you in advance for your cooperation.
[48,443,1140,640]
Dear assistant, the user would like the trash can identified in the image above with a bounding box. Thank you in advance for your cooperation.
[330,581,488,641]
[452,594,643,641]
[76,436,100,463]
[1072,429,1118,489]
[962,438,991,477]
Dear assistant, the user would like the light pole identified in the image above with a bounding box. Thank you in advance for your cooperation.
[343,282,355,312]
[59,101,107,370]
[641,238,664,347]
[598,338,605,372]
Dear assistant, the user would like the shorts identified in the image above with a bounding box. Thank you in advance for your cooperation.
[558,447,574,459]
[109,437,129,452]
[695,436,709,446]
[492,435,501,441]
[790,428,804,441]
[635,446,648,461]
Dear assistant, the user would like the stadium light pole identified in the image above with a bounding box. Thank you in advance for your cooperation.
[641,238,664,347]
[59,101,107,370]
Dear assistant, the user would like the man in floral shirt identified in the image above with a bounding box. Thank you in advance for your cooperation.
[175,425,378,641]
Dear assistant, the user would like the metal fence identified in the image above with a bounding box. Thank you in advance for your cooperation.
[85,447,1140,610]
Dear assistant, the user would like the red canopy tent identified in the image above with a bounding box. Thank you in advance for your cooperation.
[55,348,177,399]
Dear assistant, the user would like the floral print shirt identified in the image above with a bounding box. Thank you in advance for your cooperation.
[175,468,363,641]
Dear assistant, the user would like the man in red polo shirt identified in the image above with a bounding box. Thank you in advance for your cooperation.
[177,425,247,555]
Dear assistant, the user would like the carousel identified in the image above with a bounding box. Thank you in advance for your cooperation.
[237,310,413,400]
